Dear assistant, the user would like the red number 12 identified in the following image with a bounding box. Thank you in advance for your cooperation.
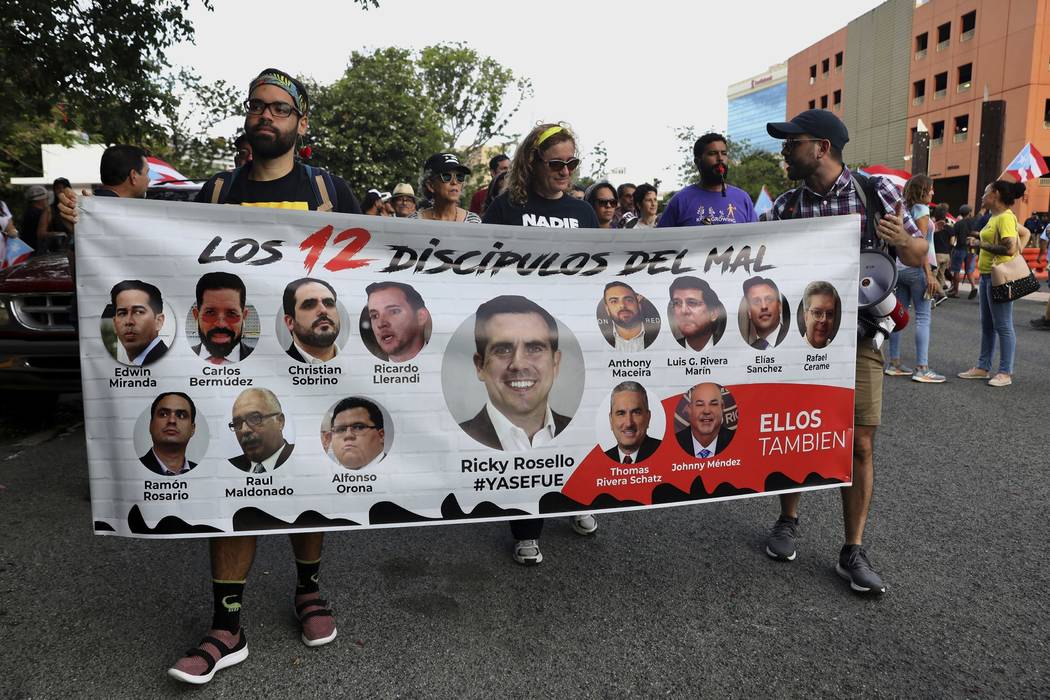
[299,225,376,273]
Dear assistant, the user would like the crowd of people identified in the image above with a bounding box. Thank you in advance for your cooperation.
[15,64,1045,685]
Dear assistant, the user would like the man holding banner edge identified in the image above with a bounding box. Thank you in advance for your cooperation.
[765,109,926,595]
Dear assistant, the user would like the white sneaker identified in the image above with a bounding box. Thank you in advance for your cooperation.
[570,514,598,536]
[513,539,543,565]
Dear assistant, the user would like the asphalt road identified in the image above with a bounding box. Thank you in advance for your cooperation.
[1,289,1047,699]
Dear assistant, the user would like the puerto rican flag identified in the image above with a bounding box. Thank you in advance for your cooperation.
[856,164,911,191]
[753,185,773,218]
[1001,143,1048,183]
[146,157,198,189]
[0,236,33,270]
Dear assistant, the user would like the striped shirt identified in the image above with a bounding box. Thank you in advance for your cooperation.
[770,166,921,245]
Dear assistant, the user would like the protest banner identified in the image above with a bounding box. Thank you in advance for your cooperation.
[77,197,861,538]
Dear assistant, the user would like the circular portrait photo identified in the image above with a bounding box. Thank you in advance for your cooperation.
[596,281,661,351]
[737,276,791,350]
[359,281,433,363]
[442,295,585,452]
[796,281,842,349]
[320,396,392,470]
[185,272,259,365]
[598,381,666,465]
[666,275,726,352]
[224,387,296,473]
[133,392,210,476]
[275,277,350,364]
[100,280,176,366]
[672,382,738,459]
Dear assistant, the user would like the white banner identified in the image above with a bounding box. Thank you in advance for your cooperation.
[78,197,861,538]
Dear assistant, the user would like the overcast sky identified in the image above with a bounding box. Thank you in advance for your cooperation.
[169,0,884,189]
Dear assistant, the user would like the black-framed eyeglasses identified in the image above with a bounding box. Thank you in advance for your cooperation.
[437,172,467,183]
[329,422,378,436]
[806,309,834,321]
[244,99,300,118]
[229,412,281,431]
[538,157,581,173]
[781,138,827,151]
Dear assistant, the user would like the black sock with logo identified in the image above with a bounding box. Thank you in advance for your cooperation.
[211,579,245,633]
[295,558,321,595]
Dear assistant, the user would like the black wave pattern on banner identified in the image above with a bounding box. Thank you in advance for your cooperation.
[128,505,223,535]
[369,495,533,524]
[539,491,644,514]
[94,521,116,532]
[764,471,844,492]
[232,507,359,531]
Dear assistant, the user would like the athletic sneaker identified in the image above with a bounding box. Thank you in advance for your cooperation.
[1030,318,1050,330]
[932,294,948,307]
[912,368,946,383]
[167,631,249,685]
[765,515,799,561]
[883,362,913,377]
[836,545,886,594]
[571,513,598,536]
[968,287,978,299]
[513,539,543,565]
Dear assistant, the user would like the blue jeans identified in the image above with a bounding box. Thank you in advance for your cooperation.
[977,274,1015,374]
[888,266,932,367]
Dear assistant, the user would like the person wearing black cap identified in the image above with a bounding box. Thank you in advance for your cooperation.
[658,132,757,227]
[411,153,481,223]
[762,109,929,596]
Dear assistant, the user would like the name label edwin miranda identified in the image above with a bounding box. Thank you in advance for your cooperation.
[111,367,157,388]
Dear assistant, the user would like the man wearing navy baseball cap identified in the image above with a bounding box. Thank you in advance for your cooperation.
[760,109,929,596]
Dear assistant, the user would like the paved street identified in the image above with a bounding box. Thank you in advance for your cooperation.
[1,289,1046,698]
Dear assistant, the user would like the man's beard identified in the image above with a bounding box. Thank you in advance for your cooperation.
[200,325,242,358]
[248,122,297,160]
[784,158,817,182]
[612,312,641,330]
[294,317,339,348]
[699,161,727,187]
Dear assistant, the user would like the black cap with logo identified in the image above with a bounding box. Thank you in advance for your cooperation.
[767,109,849,151]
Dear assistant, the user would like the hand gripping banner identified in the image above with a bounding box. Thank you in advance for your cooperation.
[77,197,861,538]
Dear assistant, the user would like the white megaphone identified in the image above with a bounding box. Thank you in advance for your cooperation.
[858,250,908,347]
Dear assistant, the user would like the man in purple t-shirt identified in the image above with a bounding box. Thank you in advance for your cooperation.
[658,132,757,227]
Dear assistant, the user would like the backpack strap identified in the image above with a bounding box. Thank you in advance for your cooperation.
[305,165,337,212]
[850,171,884,250]
[209,166,244,205]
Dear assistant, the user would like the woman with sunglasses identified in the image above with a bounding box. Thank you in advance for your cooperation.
[411,153,481,223]
[482,122,599,229]
[480,123,599,567]
[585,181,618,229]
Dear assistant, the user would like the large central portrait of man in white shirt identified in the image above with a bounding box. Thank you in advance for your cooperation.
[453,295,582,452]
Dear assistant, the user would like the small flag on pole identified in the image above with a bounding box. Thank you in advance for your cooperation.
[1001,143,1048,183]
[753,185,773,218]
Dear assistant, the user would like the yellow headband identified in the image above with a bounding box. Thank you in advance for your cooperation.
[535,125,564,147]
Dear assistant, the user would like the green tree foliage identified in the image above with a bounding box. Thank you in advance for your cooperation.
[150,69,241,180]
[418,43,532,156]
[674,126,792,201]
[308,48,447,197]
[309,45,529,197]
[1,1,208,181]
